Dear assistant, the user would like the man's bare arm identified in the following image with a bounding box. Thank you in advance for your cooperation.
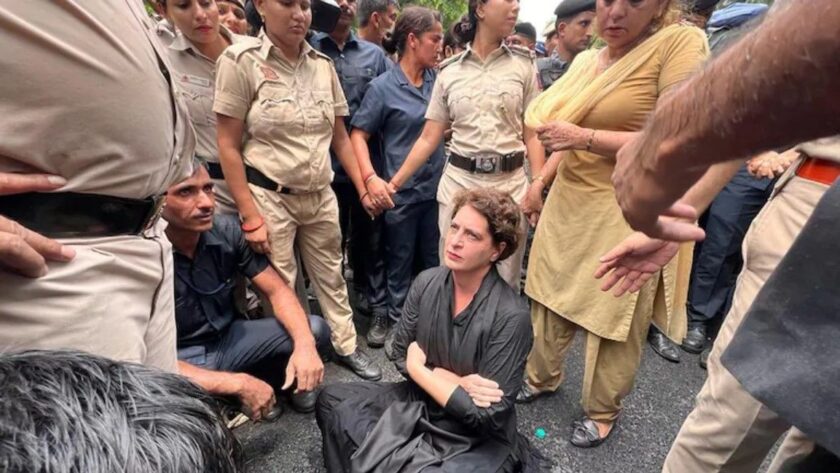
[614,0,840,236]
[655,0,840,178]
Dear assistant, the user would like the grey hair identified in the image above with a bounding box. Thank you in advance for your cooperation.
[357,0,399,27]
[0,350,242,473]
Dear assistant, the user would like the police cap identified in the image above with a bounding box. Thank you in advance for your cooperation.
[514,22,538,42]
[554,0,596,21]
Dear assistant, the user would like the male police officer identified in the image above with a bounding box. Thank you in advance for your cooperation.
[536,0,595,90]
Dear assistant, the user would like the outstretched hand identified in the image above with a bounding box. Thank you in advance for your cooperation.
[594,232,681,297]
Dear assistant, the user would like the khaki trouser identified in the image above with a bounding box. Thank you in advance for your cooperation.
[436,164,529,291]
[525,280,656,423]
[663,174,825,473]
[0,221,177,371]
[251,186,357,356]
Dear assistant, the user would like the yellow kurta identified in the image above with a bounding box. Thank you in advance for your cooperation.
[525,25,709,343]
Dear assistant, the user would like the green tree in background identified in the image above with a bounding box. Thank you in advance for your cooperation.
[401,0,469,29]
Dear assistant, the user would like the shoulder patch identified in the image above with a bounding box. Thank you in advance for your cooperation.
[438,51,466,71]
[509,45,536,62]
[223,37,261,61]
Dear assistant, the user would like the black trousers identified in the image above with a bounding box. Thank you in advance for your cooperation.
[332,181,387,311]
[686,166,773,329]
[383,200,439,322]
[178,316,331,391]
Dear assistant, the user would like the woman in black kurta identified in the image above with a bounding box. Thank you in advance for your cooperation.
[316,189,541,472]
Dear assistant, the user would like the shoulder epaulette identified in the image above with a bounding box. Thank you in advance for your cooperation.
[222,37,261,61]
[438,51,466,70]
[509,45,536,62]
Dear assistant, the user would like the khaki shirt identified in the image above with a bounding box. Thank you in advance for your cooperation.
[426,43,539,157]
[214,32,349,192]
[168,27,245,162]
[155,18,177,47]
[0,0,194,199]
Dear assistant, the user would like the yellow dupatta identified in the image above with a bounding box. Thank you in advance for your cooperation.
[526,23,694,128]
[525,23,707,343]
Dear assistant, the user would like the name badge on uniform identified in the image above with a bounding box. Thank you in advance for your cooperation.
[180,74,211,88]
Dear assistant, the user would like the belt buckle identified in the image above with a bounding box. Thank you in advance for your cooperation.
[475,155,499,174]
[142,195,167,233]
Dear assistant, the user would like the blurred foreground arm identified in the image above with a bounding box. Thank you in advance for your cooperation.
[613,0,840,238]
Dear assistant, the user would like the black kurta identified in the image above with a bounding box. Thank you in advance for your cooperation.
[316,267,542,472]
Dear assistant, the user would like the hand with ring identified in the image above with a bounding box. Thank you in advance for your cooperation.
[366,175,395,211]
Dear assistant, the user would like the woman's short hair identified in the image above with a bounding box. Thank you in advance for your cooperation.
[382,6,441,57]
[451,188,521,262]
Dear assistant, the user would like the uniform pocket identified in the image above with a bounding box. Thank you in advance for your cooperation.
[258,82,299,125]
[448,89,478,123]
[177,86,215,127]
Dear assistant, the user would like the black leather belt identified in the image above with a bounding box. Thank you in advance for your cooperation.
[449,152,525,174]
[205,161,300,195]
[0,192,165,238]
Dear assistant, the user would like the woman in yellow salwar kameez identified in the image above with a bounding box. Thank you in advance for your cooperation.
[517,0,709,448]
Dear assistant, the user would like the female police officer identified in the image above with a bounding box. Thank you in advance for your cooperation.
[214,0,381,380]
[349,7,446,347]
[385,0,546,291]
[162,0,245,214]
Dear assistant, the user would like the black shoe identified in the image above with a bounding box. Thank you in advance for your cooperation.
[337,349,382,381]
[367,311,391,348]
[570,417,615,448]
[681,325,707,354]
[383,330,397,361]
[699,347,710,370]
[515,383,546,404]
[648,328,680,363]
[289,390,318,414]
[263,403,285,422]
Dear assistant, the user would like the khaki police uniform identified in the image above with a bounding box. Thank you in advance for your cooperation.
[0,1,195,371]
[155,17,178,47]
[167,27,244,214]
[662,137,840,473]
[213,33,358,356]
[426,43,539,290]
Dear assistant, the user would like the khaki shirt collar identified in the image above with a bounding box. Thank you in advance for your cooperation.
[169,26,236,56]
[257,29,316,62]
[460,41,513,65]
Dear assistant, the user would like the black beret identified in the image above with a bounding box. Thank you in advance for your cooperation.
[514,22,537,42]
[554,0,596,20]
[692,0,723,12]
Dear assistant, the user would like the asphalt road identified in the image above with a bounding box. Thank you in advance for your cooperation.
[236,310,776,472]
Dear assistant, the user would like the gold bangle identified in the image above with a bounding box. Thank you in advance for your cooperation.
[585,129,596,152]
